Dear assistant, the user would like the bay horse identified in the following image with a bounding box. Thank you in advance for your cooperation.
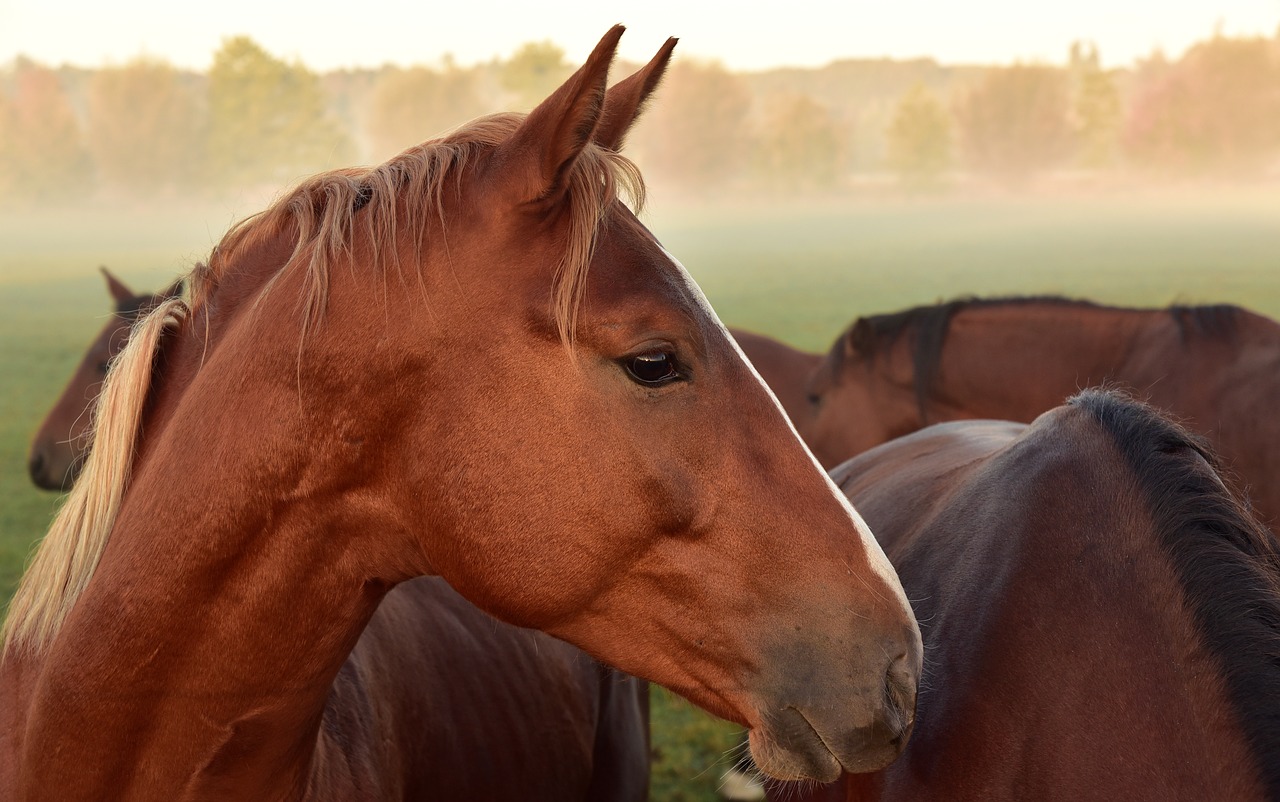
[28,274,651,800]
[0,27,921,801]
[773,389,1280,800]
[728,328,821,431]
[28,268,182,491]
[804,296,1280,529]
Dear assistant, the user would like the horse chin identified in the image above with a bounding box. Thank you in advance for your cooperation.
[747,721,844,782]
[747,704,909,783]
[747,716,843,783]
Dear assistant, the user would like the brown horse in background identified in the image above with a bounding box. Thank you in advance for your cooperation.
[28,268,182,491]
[804,297,1280,529]
[774,390,1280,800]
[728,328,821,430]
[1,28,920,801]
[28,275,650,800]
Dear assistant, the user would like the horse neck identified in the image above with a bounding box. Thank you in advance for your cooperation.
[882,420,1267,798]
[925,304,1151,422]
[15,303,423,801]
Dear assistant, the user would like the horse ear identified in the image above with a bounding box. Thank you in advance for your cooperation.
[847,318,874,359]
[100,266,134,306]
[594,37,677,152]
[492,25,624,205]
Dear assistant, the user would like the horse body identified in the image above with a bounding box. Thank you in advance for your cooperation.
[307,578,647,802]
[3,29,919,800]
[775,391,1280,800]
[806,298,1280,528]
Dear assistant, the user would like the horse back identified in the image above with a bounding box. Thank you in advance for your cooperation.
[832,407,1266,800]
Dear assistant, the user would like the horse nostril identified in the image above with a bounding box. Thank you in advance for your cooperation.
[29,452,46,479]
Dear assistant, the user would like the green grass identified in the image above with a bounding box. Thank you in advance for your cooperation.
[649,188,1280,350]
[2,189,1279,800]
[0,203,227,602]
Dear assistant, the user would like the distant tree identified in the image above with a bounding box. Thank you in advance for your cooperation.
[638,59,751,189]
[1068,42,1122,169]
[500,41,572,110]
[86,58,204,195]
[0,59,91,203]
[314,67,396,165]
[366,64,487,161]
[885,83,952,188]
[1123,34,1280,174]
[206,36,353,190]
[752,93,845,191]
[954,64,1073,183]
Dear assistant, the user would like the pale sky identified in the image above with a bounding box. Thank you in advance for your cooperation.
[2,1,1278,72]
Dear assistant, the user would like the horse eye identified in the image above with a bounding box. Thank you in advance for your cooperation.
[807,392,821,407]
[624,351,680,386]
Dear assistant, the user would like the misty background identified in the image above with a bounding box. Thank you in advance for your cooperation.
[2,26,1278,208]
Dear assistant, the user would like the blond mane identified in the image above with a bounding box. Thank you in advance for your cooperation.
[192,112,644,341]
[3,112,644,659]
[3,298,187,657]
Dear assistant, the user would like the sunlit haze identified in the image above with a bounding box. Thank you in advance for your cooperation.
[3,0,1278,70]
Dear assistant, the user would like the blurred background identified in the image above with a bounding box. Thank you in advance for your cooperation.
[2,3,1279,799]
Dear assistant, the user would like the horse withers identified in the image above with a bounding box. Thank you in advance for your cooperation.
[772,389,1280,800]
[1,28,919,801]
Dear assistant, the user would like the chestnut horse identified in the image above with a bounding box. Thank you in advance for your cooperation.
[0,28,920,801]
[775,389,1280,800]
[804,297,1280,529]
[28,268,182,491]
[728,328,821,430]
[28,275,650,800]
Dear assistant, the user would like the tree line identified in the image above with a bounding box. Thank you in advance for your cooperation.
[1,29,1278,205]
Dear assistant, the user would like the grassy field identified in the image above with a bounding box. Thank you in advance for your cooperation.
[2,188,1279,799]
[648,188,1280,350]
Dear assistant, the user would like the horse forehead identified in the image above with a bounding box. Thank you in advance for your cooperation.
[595,210,670,269]
[589,214,704,314]
[81,315,126,354]
[114,296,149,316]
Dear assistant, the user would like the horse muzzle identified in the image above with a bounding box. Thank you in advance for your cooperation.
[27,442,80,492]
[747,644,918,781]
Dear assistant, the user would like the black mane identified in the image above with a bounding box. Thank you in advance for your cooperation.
[839,296,1243,421]
[1169,303,1241,342]
[1071,389,1280,797]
